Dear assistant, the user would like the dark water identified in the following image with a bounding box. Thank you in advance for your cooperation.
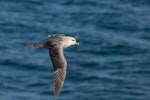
[0,0,150,100]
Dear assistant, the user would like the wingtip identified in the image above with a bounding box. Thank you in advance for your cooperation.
[28,43,34,48]
[54,87,61,96]
[48,34,51,37]
[54,93,59,97]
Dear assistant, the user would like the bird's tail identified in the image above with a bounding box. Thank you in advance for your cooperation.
[28,43,44,48]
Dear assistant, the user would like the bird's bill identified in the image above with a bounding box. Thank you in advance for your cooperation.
[75,42,79,45]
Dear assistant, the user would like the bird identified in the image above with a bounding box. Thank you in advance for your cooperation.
[28,34,79,96]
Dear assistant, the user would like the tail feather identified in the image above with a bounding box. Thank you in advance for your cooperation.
[28,43,44,48]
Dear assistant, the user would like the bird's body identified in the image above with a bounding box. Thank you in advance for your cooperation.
[28,34,79,96]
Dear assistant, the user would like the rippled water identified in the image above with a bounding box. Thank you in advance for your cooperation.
[0,0,150,100]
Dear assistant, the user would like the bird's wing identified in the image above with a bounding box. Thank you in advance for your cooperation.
[49,47,67,96]
[48,34,65,38]
[28,42,44,48]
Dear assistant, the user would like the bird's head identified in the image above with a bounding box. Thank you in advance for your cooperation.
[62,36,79,48]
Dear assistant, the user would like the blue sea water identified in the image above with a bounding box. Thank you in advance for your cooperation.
[0,0,150,100]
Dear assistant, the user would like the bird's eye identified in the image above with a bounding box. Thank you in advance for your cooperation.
[72,39,75,41]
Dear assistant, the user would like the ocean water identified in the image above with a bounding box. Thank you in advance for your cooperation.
[0,0,150,100]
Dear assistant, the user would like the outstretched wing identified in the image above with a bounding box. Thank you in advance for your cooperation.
[28,42,44,48]
[48,34,65,38]
[49,48,67,96]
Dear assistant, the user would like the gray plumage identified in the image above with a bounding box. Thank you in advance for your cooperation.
[28,34,79,96]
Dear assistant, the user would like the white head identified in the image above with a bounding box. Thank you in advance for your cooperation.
[62,36,79,48]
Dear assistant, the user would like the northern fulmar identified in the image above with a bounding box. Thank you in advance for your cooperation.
[28,34,79,96]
